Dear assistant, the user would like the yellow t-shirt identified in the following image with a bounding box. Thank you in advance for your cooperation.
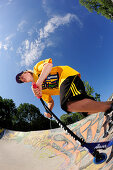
[33,58,81,103]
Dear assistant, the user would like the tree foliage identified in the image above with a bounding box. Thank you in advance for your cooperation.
[95,93,101,101]
[0,96,58,131]
[83,80,101,101]
[60,112,84,125]
[83,81,94,97]
[0,97,17,128]
[79,0,113,21]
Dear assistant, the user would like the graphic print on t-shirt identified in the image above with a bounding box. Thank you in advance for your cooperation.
[40,73,59,90]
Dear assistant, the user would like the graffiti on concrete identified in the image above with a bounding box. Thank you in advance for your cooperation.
[1,111,112,170]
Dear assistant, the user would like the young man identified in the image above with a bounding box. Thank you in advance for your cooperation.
[16,58,113,118]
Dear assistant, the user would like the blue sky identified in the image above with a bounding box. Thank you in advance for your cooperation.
[0,0,113,118]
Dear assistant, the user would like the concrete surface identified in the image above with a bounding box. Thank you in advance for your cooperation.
[0,111,113,170]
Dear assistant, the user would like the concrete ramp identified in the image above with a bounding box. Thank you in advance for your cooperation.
[0,112,113,170]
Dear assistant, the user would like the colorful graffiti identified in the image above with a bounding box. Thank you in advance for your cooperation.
[0,111,112,170]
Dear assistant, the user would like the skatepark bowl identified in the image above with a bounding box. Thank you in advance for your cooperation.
[0,108,113,170]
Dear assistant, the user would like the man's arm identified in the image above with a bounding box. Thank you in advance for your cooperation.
[44,99,54,118]
[32,62,54,118]
[32,63,53,98]
[48,99,54,110]
[36,63,53,86]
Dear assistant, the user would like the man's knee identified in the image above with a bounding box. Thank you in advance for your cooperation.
[67,100,80,112]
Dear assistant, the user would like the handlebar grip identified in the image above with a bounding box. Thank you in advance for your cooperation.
[32,82,37,89]
[32,82,42,99]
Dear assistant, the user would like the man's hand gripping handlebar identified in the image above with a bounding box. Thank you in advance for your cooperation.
[32,82,52,118]
[32,82,42,99]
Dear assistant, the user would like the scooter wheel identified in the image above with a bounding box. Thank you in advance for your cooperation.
[93,153,107,164]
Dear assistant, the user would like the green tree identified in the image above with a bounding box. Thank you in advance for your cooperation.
[50,119,60,129]
[17,103,42,122]
[0,96,59,131]
[95,93,101,101]
[79,0,113,21]
[83,81,101,101]
[60,114,73,125]
[0,96,17,129]
[17,103,59,130]
[0,97,17,120]
[17,103,52,131]
[83,80,94,97]
[60,112,84,125]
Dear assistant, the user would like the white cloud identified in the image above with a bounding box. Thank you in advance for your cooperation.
[5,33,15,41]
[25,40,30,50]
[18,13,83,66]
[17,20,27,32]
[40,13,83,39]
[17,39,46,66]
[0,42,8,51]
[22,41,45,66]
[0,33,15,51]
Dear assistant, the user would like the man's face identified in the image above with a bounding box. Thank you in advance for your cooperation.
[20,72,32,83]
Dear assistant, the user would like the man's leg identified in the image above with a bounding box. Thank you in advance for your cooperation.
[67,98,113,114]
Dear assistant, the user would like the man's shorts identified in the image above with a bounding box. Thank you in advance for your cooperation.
[60,75,95,113]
